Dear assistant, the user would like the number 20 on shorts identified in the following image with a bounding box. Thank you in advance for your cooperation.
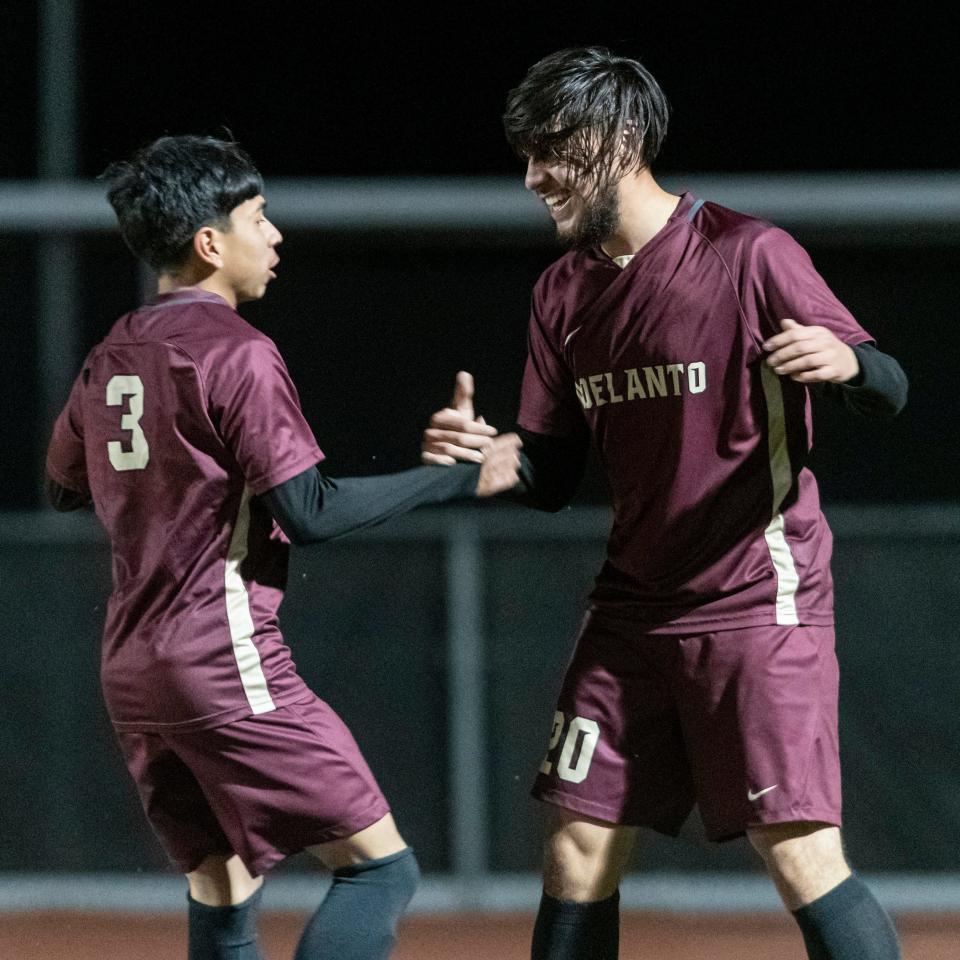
[540,711,600,783]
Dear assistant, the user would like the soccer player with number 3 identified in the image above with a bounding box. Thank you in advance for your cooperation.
[423,47,908,960]
[45,134,520,960]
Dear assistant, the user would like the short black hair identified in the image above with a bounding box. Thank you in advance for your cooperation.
[102,135,264,272]
[504,47,670,187]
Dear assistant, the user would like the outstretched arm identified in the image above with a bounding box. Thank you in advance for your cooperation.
[763,319,908,417]
[263,432,522,546]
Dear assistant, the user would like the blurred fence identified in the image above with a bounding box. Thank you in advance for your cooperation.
[4,168,959,913]
[1,503,958,912]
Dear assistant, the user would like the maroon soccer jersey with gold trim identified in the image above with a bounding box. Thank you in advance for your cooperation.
[518,193,873,631]
[46,289,322,730]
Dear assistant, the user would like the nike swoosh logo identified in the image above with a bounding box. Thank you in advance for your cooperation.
[747,784,779,801]
[563,325,583,348]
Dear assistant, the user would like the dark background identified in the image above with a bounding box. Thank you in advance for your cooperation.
[2,3,958,508]
[3,3,960,178]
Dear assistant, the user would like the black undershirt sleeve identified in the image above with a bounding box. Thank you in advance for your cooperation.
[819,342,908,417]
[259,462,481,546]
[499,427,590,513]
[44,475,92,512]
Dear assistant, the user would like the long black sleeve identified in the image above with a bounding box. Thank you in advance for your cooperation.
[499,427,590,512]
[260,462,481,546]
[820,342,908,417]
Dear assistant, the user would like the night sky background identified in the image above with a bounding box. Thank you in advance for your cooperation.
[1,2,958,505]
[4,3,959,178]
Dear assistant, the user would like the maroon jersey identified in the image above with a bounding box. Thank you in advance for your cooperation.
[46,289,323,730]
[518,193,873,632]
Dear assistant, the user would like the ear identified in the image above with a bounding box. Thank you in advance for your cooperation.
[193,226,223,268]
[620,121,643,152]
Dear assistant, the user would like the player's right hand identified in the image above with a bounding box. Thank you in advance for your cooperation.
[421,371,499,466]
[475,433,523,496]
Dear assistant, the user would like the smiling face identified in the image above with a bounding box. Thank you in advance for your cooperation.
[503,50,672,251]
[524,153,621,250]
[213,195,283,303]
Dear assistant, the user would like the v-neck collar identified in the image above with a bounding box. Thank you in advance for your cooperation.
[591,192,697,276]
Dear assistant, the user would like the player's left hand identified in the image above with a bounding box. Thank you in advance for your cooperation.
[763,318,859,384]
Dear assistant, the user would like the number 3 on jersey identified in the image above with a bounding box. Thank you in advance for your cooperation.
[106,375,150,471]
[540,711,600,784]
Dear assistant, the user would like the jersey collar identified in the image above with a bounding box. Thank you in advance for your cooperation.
[147,288,233,310]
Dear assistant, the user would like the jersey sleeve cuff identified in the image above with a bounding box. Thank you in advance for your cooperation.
[247,448,325,497]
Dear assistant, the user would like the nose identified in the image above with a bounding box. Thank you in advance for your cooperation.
[269,221,283,246]
[524,156,546,191]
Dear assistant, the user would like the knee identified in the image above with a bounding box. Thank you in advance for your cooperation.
[335,846,420,912]
[386,847,420,907]
[542,822,628,903]
[748,822,851,909]
[188,853,263,907]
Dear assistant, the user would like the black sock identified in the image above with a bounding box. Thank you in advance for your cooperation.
[792,874,901,960]
[294,846,420,960]
[531,889,619,960]
[187,886,262,960]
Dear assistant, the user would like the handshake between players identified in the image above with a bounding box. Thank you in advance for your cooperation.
[425,372,522,497]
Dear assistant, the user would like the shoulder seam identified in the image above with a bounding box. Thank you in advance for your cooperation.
[685,221,765,355]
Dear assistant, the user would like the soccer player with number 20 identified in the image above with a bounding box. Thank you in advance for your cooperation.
[424,47,908,960]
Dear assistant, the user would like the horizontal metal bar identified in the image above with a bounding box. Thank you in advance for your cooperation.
[1,503,959,547]
[3,172,960,235]
[0,872,956,914]
[822,503,960,539]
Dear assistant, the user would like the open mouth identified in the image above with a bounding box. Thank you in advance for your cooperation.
[543,193,572,215]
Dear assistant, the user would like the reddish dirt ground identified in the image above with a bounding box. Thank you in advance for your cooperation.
[3,911,958,959]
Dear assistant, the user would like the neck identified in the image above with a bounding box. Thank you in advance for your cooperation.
[600,169,681,259]
[156,271,238,308]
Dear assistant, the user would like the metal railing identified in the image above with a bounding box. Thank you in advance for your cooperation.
[1,503,959,912]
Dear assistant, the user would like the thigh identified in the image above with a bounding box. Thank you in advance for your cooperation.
[169,693,391,878]
[187,853,263,906]
[307,812,406,871]
[532,612,696,836]
[116,730,232,873]
[677,624,841,842]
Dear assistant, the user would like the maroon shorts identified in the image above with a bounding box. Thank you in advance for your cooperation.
[532,613,841,841]
[116,693,390,877]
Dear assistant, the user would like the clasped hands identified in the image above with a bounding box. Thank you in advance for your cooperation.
[421,372,522,497]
